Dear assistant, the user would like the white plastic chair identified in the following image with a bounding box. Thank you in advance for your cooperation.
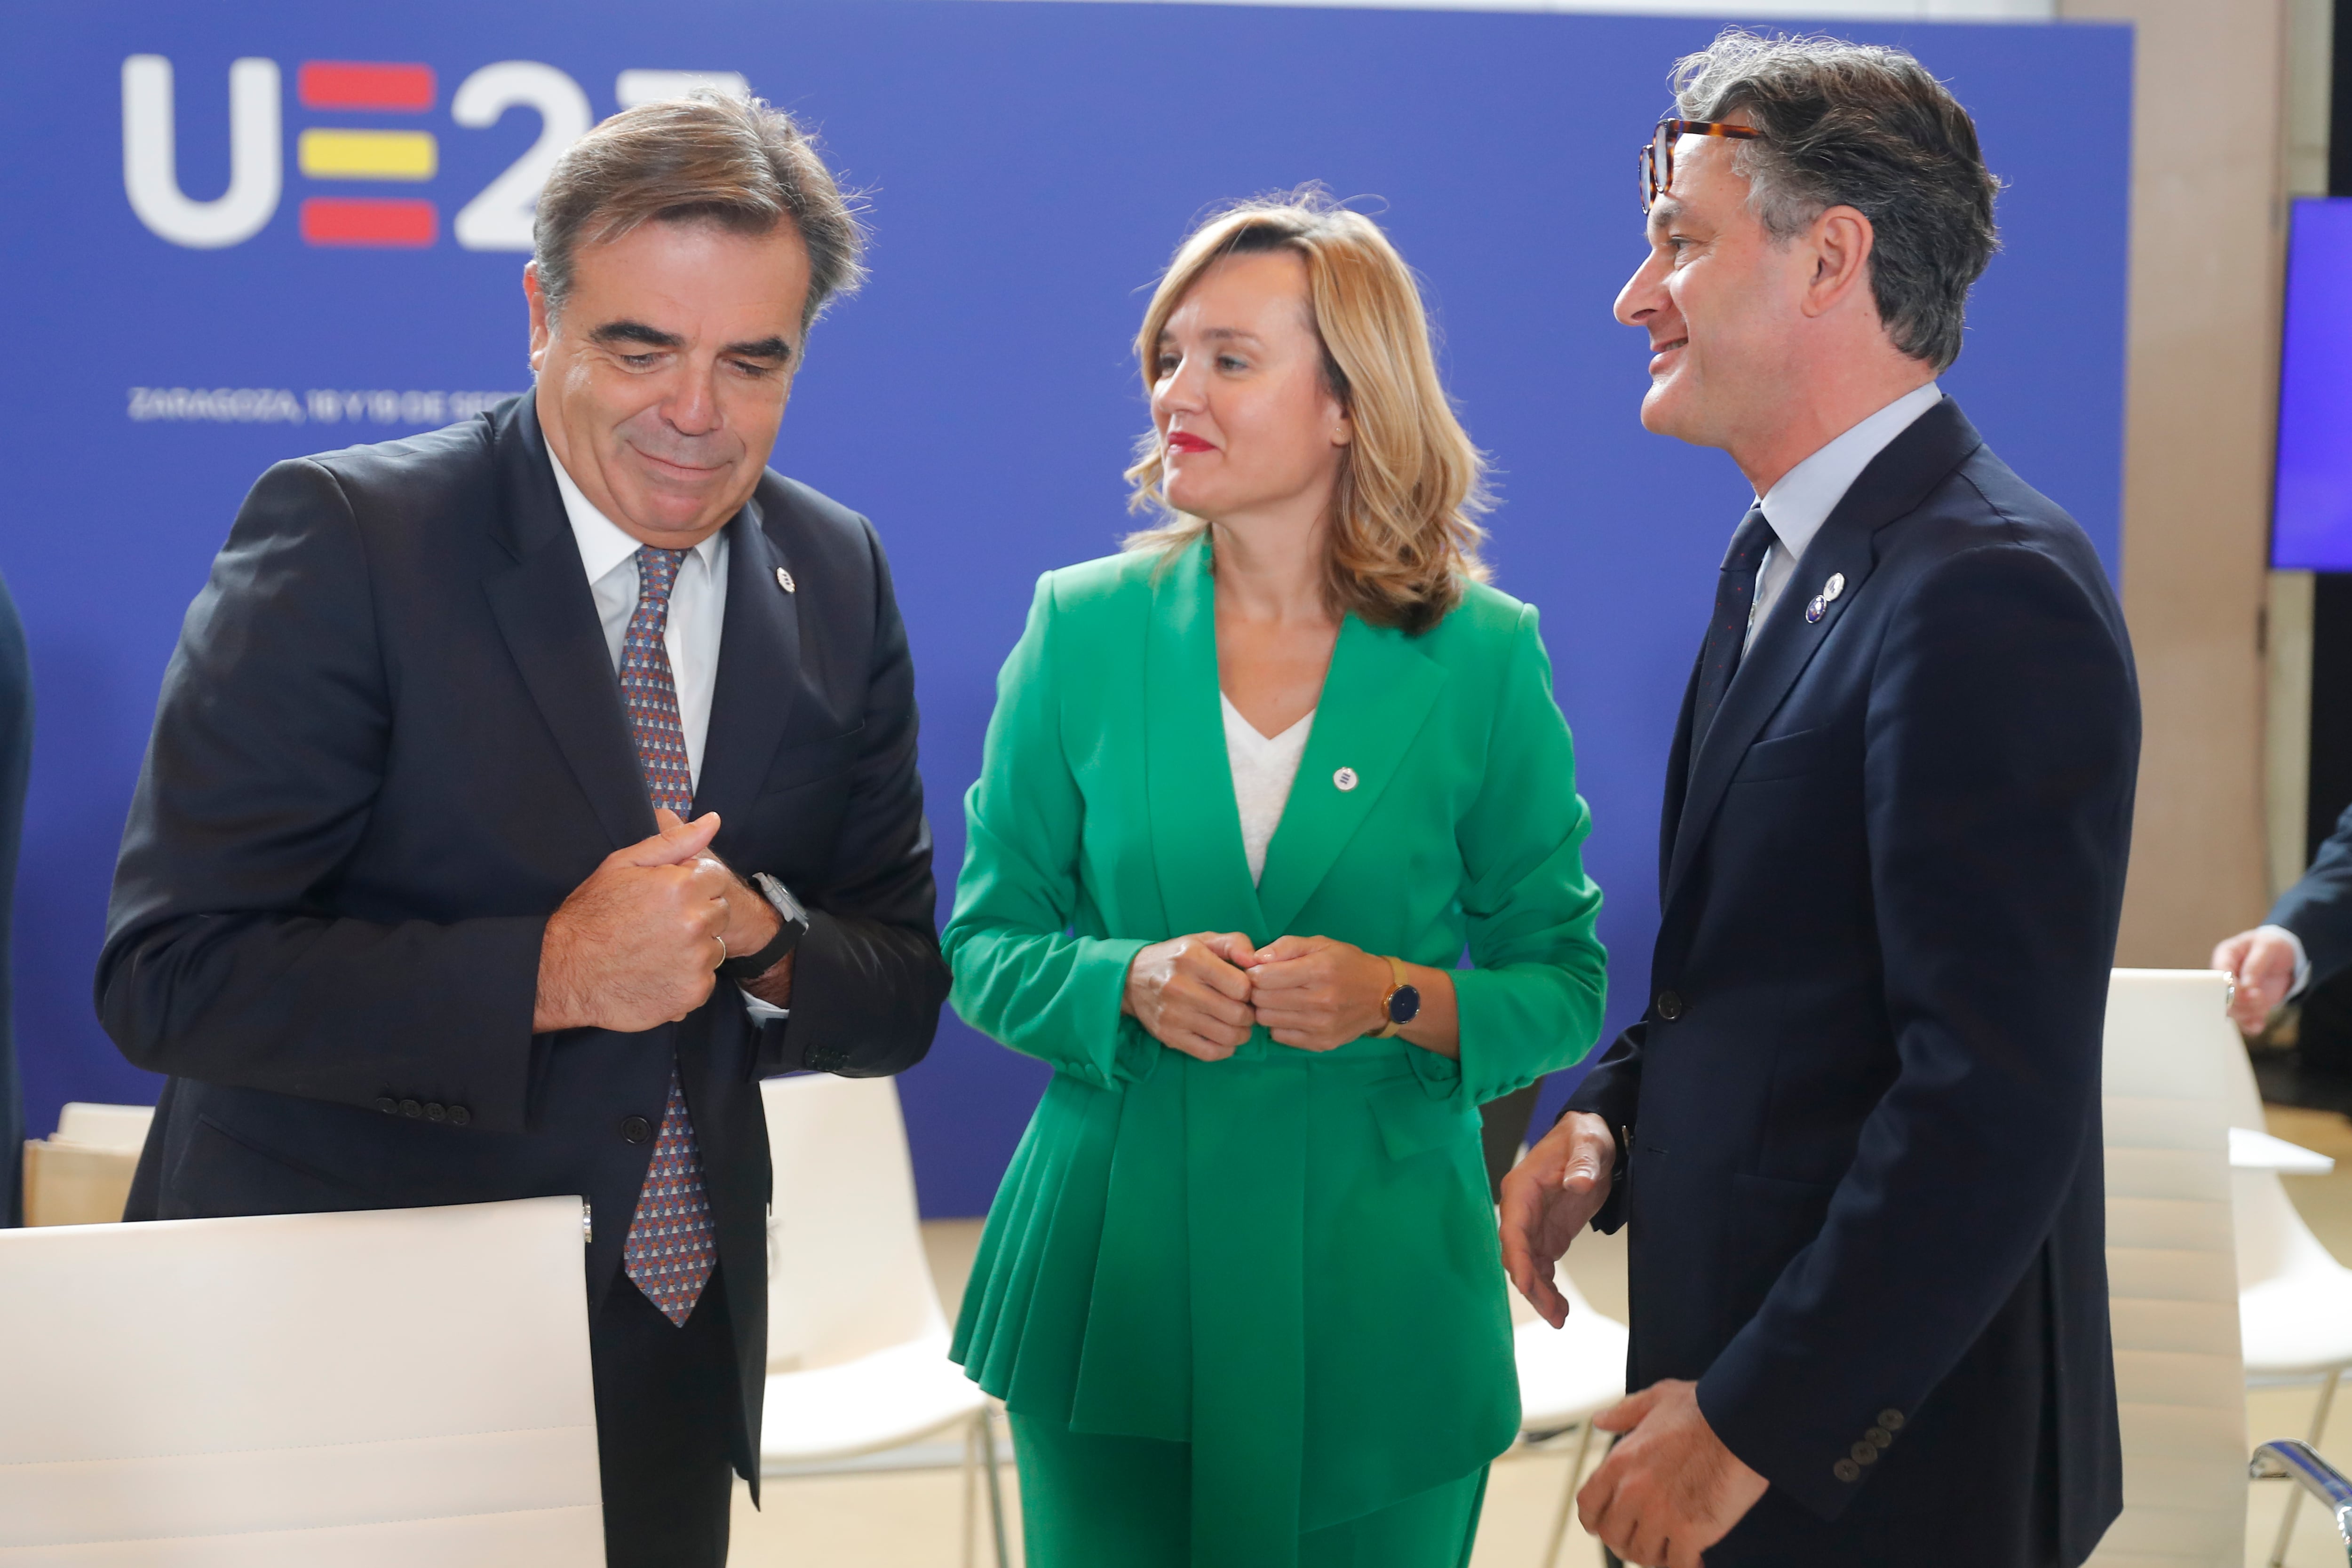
[2090,969,2249,1567]
[758,1073,1007,1567]
[1515,1265,1630,1568]
[2214,1002,2352,1565]
[0,1195,604,1565]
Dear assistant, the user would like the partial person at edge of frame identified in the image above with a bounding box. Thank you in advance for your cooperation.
[1502,29,2140,1568]
[945,190,1610,1568]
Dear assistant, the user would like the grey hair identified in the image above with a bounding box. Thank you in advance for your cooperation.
[533,91,866,331]
[1672,29,2000,371]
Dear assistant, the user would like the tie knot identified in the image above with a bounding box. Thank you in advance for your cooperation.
[1723,507,1774,575]
[635,546,689,606]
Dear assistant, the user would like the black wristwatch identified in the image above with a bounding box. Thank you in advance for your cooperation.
[717,873,810,983]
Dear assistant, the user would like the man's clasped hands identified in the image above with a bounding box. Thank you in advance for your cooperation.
[1121,931,1394,1058]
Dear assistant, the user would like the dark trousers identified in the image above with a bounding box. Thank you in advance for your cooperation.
[590,1266,740,1568]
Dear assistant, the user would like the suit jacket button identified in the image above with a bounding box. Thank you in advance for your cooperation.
[1655,990,1685,1021]
[1850,1441,1879,1465]
[621,1115,652,1144]
[399,1099,422,1118]
[1878,1409,1906,1431]
[375,1097,397,1115]
[1834,1458,1861,1483]
[425,1102,447,1122]
[447,1105,471,1127]
[1866,1426,1892,1448]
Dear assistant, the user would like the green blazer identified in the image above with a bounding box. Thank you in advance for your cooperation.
[946,539,1606,1565]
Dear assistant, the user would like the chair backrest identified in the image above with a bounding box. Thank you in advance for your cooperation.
[53,1101,155,1153]
[2090,969,2248,1567]
[2207,1009,2343,1291]
[760,1073,945,1374]
[0,1196,604,1565]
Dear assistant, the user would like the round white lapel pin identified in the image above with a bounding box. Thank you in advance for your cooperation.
[775,566,796,593]
[1333,766,1359,792]
[1822,572,1846,602]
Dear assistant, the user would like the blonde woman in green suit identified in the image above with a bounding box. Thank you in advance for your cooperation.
[946,193,1609,1568]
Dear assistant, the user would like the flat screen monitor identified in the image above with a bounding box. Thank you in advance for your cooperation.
[2276,197,2352,570]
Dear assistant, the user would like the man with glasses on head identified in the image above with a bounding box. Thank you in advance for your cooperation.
[1500,31,2137,1568]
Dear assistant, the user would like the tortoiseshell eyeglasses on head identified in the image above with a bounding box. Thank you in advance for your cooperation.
[1641,118,1763,213]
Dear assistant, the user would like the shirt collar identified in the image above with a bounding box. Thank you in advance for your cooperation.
[547,446,727,582]
[1756,381,1943,567]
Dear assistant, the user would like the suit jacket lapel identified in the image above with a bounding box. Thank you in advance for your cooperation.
[1255,616,1447,937]
[1662,397,1984,909]
[692,500,802,833]
[482,399,652,852]
[1144,540,1267,938]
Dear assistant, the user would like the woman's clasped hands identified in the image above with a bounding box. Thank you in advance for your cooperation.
[1120,932,1395,1061]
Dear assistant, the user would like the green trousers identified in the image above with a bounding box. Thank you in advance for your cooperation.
[1009,1414,1488,1568]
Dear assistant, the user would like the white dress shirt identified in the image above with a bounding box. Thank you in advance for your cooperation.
[1223,695,1316,886]
[1747,381,1944,649]
[550,451,730,788]
[550,450,784,1019]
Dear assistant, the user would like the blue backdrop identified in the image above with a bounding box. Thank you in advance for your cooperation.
[3,1,2130,1216]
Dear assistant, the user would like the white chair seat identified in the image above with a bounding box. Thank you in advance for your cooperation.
[761,1329,987,1466]
[2240,1264,2352,1376]
[1515,1310,1629,1433]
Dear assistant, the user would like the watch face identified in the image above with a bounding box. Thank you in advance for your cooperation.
[1388,984,1422,1025]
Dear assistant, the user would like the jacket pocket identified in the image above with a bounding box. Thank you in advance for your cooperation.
[1729,725,1841,786]
[1723,1171,1836,1331]
[169,1115,370,1219]
[1367,1076,1481,1161]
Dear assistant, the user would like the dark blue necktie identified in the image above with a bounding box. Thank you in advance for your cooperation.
[1691,507,1775,751]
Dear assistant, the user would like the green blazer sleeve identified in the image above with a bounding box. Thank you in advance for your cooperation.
[1443,604,1608,1105]
[944,575,1156,1091]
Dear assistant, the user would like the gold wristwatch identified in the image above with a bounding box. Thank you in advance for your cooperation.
[1371,956,1422,1038]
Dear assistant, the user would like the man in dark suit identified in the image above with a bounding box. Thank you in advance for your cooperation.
[1500,32,2138,1568]
[2216,804,2352,1038]
[98,94,947,1567]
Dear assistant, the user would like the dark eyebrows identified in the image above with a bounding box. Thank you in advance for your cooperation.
[589,319,684,351]
[1647,198,1688,236]
[586,322,794,364]
[723,335,794,363]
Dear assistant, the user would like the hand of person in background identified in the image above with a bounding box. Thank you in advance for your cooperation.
[1124,933,1259,1061]
[533,811,732,1033]
[1578,1378,1769,1568]
[1247,934,1389,1052]
[2214,925,2302,1032]
[1499,1110,1617,1328]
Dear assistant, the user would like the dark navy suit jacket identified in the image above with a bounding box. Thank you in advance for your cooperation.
[99,396,948,1479]
[1565,399,2136,1567]
[2273,801,2352,992]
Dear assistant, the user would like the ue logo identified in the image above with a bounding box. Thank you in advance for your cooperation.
[122,57,749,251]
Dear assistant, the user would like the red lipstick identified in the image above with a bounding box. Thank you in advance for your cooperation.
[1166,431,1216,454]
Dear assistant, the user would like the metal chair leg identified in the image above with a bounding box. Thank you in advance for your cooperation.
[961,1412,979,1568]
[1538,1422,1596,1568]
[980,1404,1011,1568]
[2270,1366,2344,1568]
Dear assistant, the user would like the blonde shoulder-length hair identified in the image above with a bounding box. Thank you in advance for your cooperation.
[1122,192,1491,635]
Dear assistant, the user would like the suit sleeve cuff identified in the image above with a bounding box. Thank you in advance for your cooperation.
[2260,924,2314,998]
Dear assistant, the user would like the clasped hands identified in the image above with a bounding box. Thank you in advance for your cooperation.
[532,808,790,1033]
[1500,1111,1768,1566]
[1121,931,1391,1061]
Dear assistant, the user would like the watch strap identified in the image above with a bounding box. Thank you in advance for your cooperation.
[1371,955,1409,1039]
[717,874,809,983]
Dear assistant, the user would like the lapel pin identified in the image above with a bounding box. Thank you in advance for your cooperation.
[1332,766,1359,792]
[775,566,796,593]
[1822,572,1846,602]
[1805,595,1828,624]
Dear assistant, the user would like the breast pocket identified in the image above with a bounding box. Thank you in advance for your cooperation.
[758,722,866,797]
[1729,725,1840,786]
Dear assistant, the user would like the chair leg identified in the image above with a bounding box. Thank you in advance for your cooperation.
[2269,1366,2343,1568]
[961,1412,979,1568]
[1538,1422,1595,1568]
[980,1404,1011,1568]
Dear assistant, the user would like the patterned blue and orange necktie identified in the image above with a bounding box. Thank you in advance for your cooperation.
[616,546,718,1326]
